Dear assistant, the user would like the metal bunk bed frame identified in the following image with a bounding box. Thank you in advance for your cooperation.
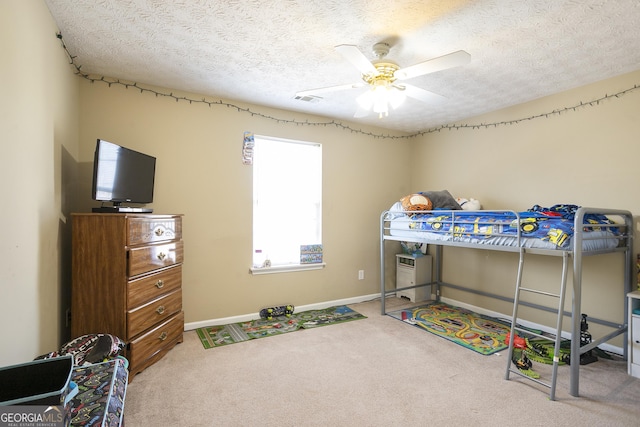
[379,207,634,399]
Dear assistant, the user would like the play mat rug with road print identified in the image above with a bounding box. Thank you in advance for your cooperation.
[196,305,366,349]
[387,302,511,355]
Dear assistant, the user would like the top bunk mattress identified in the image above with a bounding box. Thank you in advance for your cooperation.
[384,204,626,252]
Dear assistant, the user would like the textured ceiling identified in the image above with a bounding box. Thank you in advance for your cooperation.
[44,0,640,133]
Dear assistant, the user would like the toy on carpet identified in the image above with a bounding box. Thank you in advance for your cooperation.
[580,313,599,365]
[506,332,572,378]
[507,332,540,378]
[259,305,295,320]
[507,314,609,378]
[455,197,482,210]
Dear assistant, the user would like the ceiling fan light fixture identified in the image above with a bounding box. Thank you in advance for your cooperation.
[372,87,389,118]
[357,82,406,118]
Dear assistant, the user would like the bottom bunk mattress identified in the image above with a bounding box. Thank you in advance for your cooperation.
[69,358,128,427]
[386,205,622,251]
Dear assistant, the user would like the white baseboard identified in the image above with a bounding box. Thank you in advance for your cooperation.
[184,293,381,331]
[185,293,624,356]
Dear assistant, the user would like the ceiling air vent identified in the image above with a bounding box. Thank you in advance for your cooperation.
[293,94,322,103]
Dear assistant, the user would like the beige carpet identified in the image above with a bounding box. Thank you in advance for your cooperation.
[124,298,640,426]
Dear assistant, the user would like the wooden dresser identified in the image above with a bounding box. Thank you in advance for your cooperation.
[71,213,184,381]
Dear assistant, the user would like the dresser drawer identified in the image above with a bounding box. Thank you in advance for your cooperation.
[128,240,184,277]
[128,265,182,308]
[127,289,182,338]
[128,216,182,246]
[128,311,184,368]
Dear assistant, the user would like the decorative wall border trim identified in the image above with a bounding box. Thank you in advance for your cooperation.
[56,33,639,139]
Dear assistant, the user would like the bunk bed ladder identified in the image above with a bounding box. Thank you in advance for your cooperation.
[505,249,569,401]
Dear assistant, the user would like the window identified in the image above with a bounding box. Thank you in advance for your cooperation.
[252,135,322,273]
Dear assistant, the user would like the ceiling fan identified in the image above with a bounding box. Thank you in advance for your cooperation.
[296,42,470,118]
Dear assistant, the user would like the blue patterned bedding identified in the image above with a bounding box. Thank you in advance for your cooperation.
[386,204,621,250]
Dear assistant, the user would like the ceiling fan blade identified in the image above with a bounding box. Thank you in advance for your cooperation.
[296,82,364,97]
[394,50,470,80]
[401,84,447,105]
[335,44,377,75]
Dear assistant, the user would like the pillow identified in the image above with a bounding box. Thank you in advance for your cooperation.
[419,190,462,210]
[59,334,126,365]
[34,333,127,366]
[385,201,405,220]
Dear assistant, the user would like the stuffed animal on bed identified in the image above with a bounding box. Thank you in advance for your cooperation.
[455,197,482,210]
[401,193,433,212]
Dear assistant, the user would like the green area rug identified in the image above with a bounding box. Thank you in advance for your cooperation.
[387,302,511,355]
[196,305,366,349]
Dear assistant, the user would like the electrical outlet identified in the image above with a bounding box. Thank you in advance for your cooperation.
[358,270,364,280]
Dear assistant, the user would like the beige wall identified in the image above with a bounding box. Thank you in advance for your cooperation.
[76,80,412,323]
[3,1,639,366]
[0,1,80,365]
[410,70,640,342]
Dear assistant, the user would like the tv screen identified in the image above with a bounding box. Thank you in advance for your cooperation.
[92,139,156,212]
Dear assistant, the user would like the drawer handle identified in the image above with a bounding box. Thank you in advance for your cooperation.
[157,252,167,261]
[155,228,164,236]
[155,280,164,289]
[156,306,166,315]
[159,332,168,341]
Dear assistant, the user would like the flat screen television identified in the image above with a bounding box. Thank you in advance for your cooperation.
[91,139,156,213]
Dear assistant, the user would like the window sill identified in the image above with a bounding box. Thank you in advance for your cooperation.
[250,263,326,275]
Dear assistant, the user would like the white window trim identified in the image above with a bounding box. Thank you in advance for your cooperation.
[250,263,326,275]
